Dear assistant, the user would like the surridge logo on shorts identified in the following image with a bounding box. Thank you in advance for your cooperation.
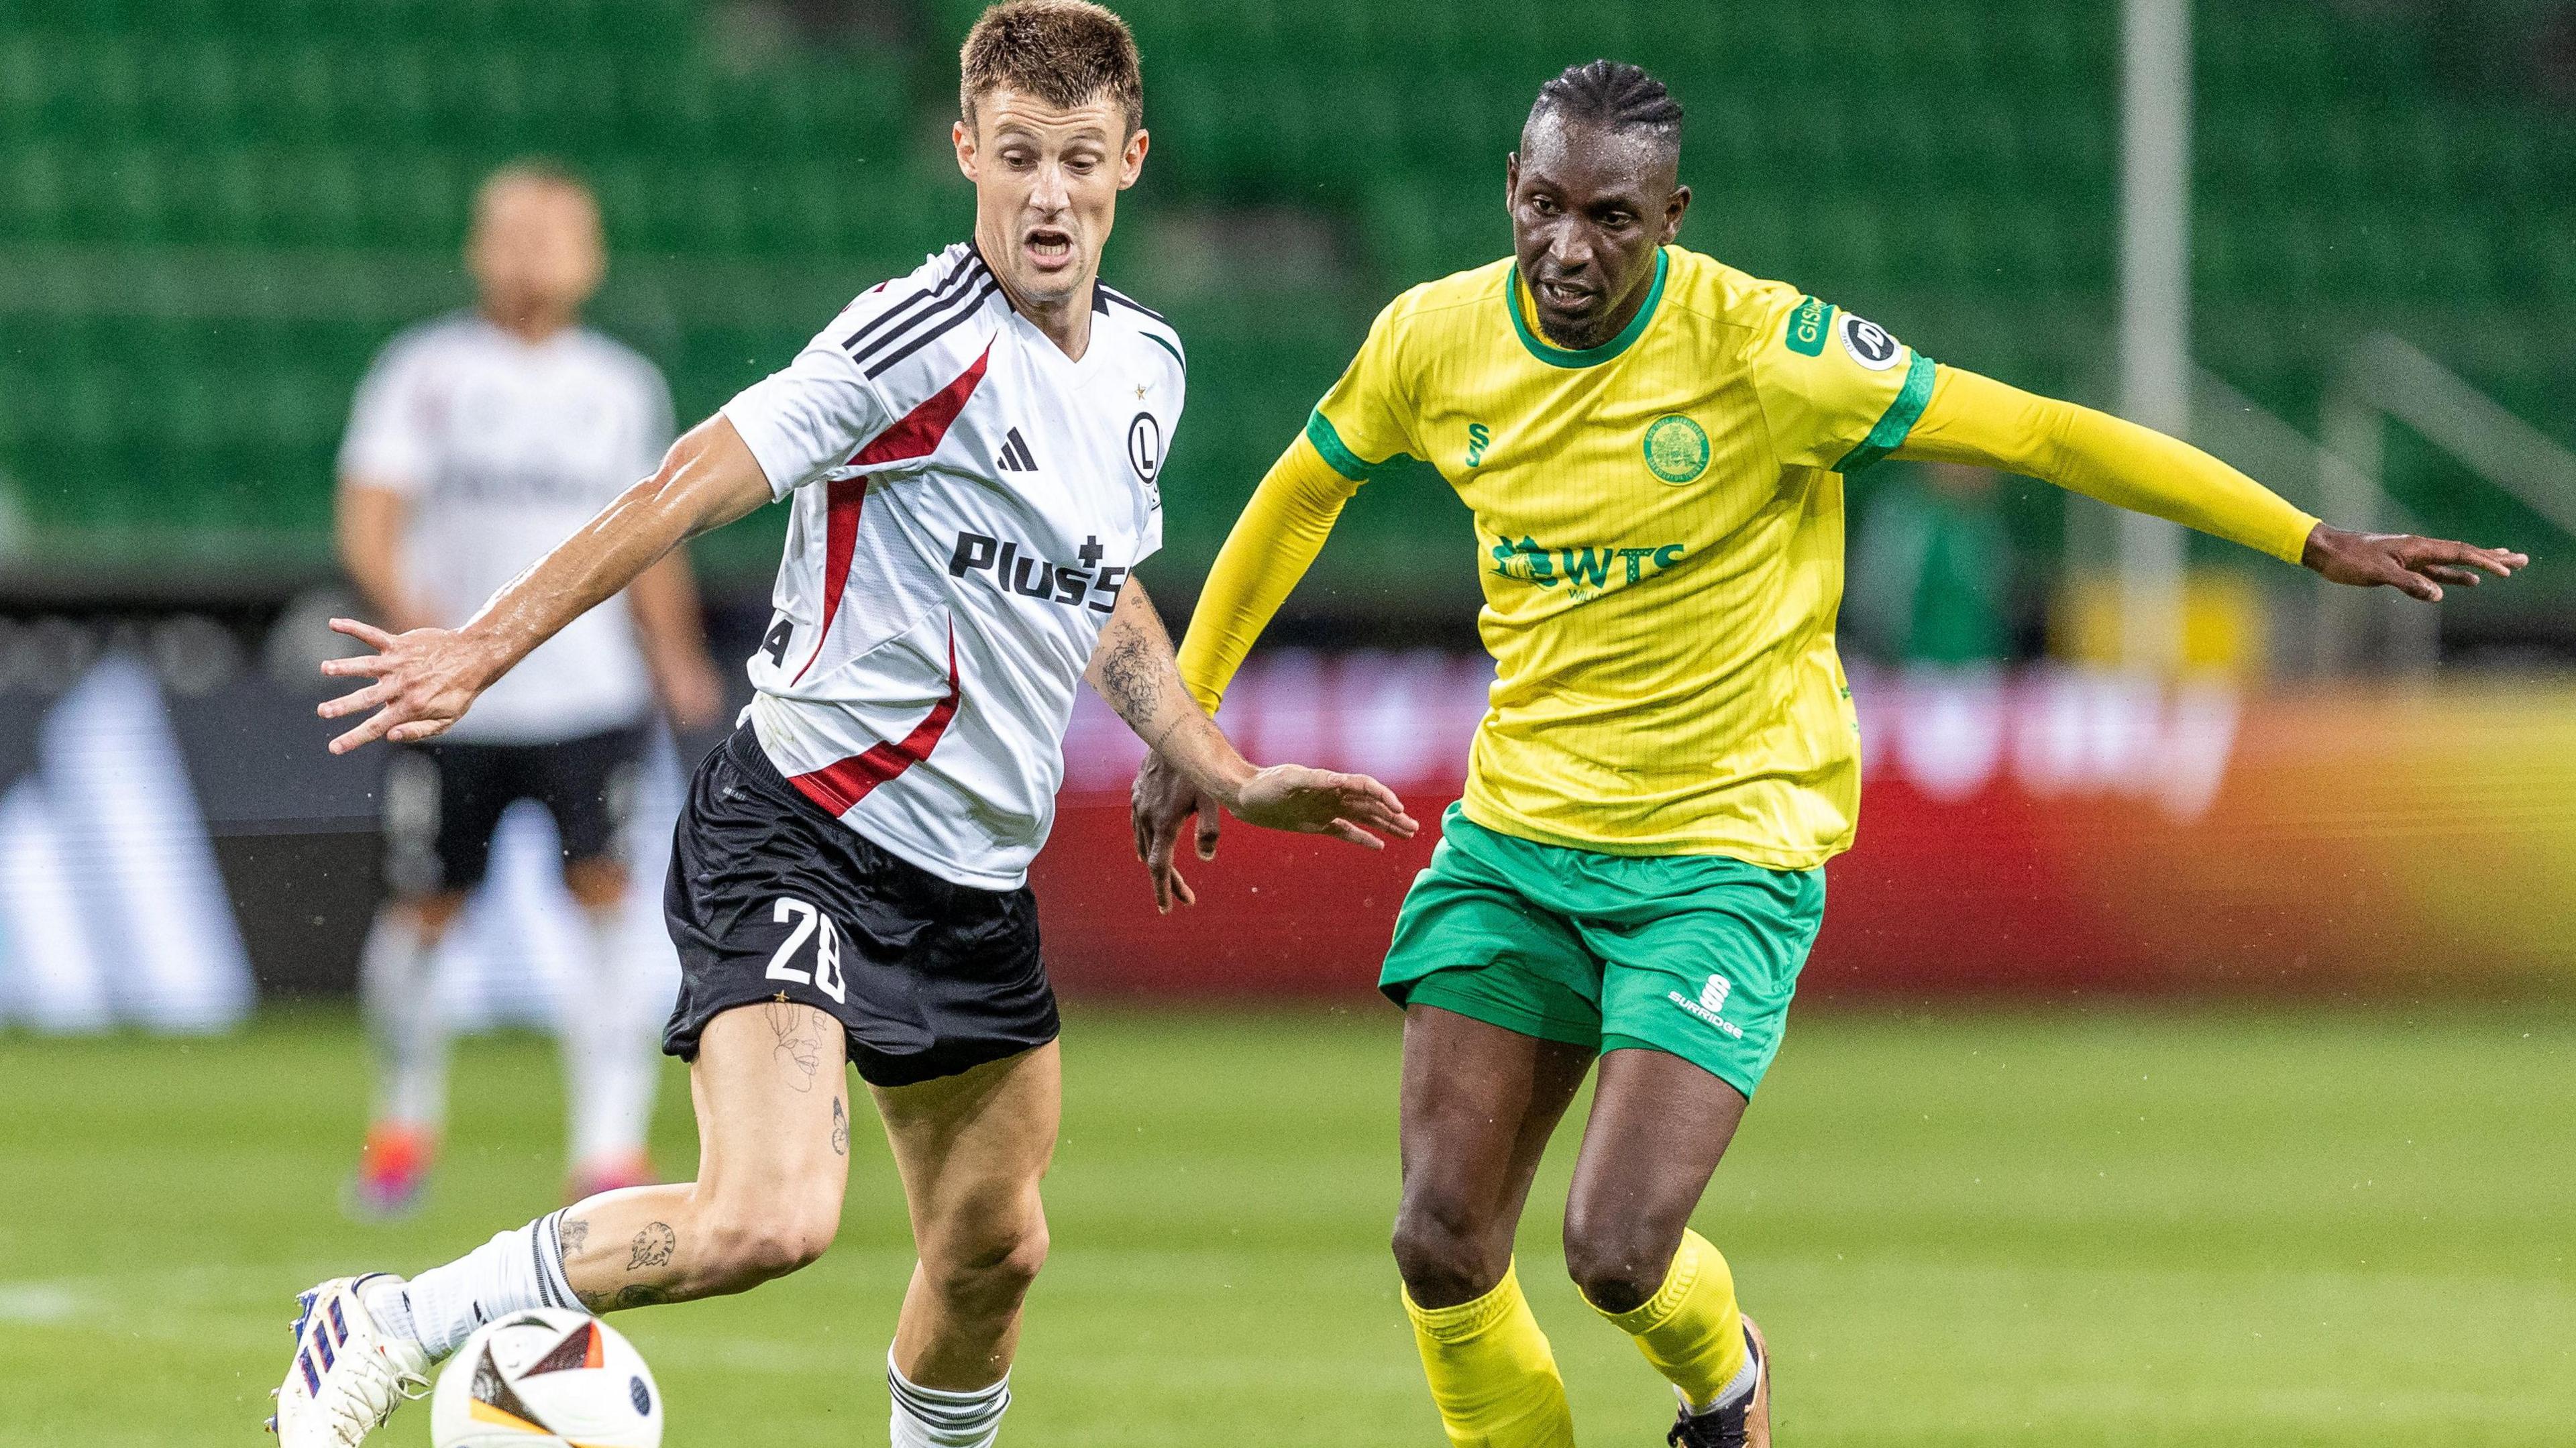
[1642,414,1709,484]
[1668,973,1745,1038]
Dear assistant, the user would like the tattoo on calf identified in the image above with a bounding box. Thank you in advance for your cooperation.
[558,1218,589,1256]
[765,1000,823,1092]
[627,1221,676,1272]
[612,1285,669,1311]
[830,1095,849,1157]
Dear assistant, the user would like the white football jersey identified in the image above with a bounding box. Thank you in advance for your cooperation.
[721,243,1184,890]
[340,314,674,744]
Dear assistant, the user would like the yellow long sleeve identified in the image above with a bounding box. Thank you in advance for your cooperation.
[1173,433,1363,712]
[1898,365,2320,565]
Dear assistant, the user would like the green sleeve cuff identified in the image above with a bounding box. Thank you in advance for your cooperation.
[1833,351,1939,477]
[1304,408,1383,482]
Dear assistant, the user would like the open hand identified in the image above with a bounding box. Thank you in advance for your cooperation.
[2302,524,2526,602]
[1231,764,1418,850]
[1130,753,1421,915]
[315,618,499,754]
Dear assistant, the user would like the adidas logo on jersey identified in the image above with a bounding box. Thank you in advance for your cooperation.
[948,531,1127,614]
[996,428,1040,472]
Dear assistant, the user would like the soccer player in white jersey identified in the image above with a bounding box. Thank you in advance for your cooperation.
[268,6,1416,1446]
[337,163,731,1211]
[336,163,727,1217]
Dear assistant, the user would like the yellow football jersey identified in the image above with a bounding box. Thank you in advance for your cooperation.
[1303,245,1933,868]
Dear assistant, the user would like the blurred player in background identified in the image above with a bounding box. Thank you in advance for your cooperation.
[1141,60,2525,1448]
[272,6,1412,1447]
[1847,462,2019,667]
[335,163,727,1216]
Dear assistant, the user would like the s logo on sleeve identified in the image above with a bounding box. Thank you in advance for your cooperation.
[1837,313,1904,372]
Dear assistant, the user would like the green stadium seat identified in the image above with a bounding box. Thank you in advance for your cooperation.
[3,0,2573,580]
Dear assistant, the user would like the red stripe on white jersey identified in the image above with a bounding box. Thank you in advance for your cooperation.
[853,343,991,466]
[789,476,866,684]
[787,344,994,684]
[786,628,963,817]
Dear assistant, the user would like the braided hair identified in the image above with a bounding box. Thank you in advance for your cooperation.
[1529,60,1683,156]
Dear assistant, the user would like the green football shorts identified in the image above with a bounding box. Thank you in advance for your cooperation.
[1381,804,1825,1100]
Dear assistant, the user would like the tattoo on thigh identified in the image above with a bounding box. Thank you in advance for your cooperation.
[830,1095,848,1157]
[612,1284,669,1311]
[627,1221,676,1272]
[764,1001,823,1092]
[558,1218,589,1256]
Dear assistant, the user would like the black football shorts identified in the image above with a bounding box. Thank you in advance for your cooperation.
[382,724,647,895]
[660,726,1059,1089]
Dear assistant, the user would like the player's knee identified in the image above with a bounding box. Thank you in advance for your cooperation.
[928,1215,1048,1313]
[1390,1197,1509,1306]
[700,1199,838,1288]
[1560,1213,1674,1315]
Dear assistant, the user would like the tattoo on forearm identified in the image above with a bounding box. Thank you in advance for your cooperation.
[765,1001,823,1092]
[1098,630,1176,746]
[830,1095,849,1157]
[627,1221,676,1272]
[558,1219,588,1256]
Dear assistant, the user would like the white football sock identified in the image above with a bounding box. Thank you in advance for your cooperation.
[1684,1337,1762,1415]
[359,908,447,1128]
[562,902,656,1170]
[371,1209,580,1361]
[888,1351,1011,1448]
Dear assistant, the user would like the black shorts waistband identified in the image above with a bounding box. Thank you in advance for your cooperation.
[722,721,792,791]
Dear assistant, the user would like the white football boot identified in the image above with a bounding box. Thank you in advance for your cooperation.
[267,1274,430,1446]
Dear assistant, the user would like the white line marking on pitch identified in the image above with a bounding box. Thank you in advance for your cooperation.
[0,1284,85,1324]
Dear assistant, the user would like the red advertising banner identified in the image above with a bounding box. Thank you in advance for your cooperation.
[1030,653,2576,997]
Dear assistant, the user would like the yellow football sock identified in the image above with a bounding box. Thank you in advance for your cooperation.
[1593,1229,1748,1412]
[1403,1260,1577,1448]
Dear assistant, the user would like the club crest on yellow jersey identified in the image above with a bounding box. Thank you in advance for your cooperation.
[1642,414,1709,484]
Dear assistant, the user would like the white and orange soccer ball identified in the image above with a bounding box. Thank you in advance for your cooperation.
[429,1308,662,1448]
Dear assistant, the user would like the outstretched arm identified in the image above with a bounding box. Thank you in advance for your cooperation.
[317,414,773,753]
[1088,576,1415,912]
[1896,366,2525,596]
[1172,433,1363,709]
[1130,433,1363,891]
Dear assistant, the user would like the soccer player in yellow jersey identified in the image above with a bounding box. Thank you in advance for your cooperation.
[1138,60,2525,1448]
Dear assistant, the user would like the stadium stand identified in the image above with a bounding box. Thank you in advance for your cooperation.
[1,0,2569,611]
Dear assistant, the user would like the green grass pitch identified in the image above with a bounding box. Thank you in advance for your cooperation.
[2,1003,2571,1445]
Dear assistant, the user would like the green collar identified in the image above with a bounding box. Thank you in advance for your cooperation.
[1507,247,1668,368]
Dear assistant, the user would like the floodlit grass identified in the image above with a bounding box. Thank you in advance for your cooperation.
[1,1002,2571,1445]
